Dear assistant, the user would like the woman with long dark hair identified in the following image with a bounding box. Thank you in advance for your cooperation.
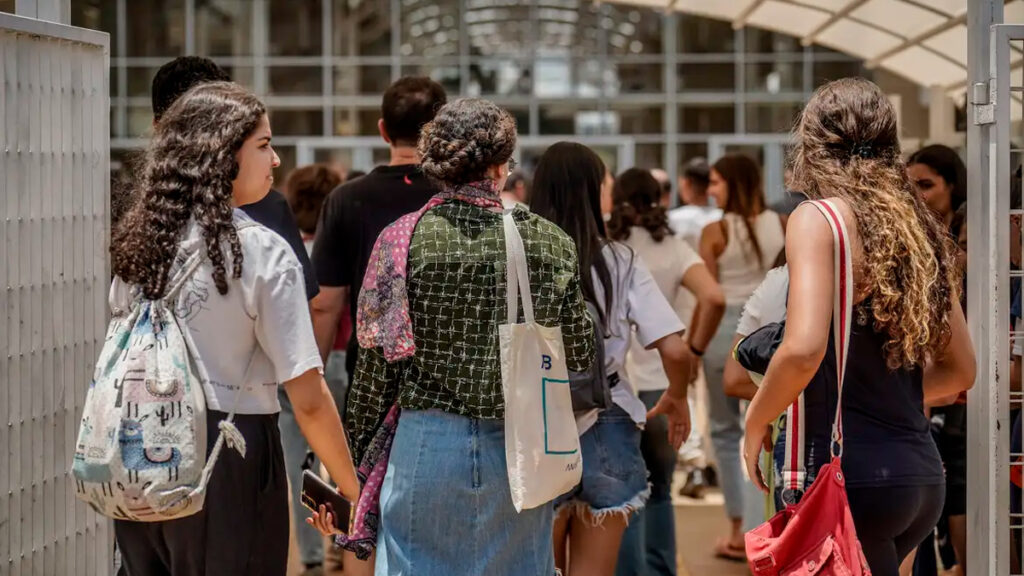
[531,143,693,576]
[908,144,967,230]
[110,82,359,575]
[607,168,725,576]
[742,78,975,576]
[344,99,595,576]
[699,153,785,560]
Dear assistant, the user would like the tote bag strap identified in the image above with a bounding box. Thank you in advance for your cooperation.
[781,200,854,499]
[503,210,535,325]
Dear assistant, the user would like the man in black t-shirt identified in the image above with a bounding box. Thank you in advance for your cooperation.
[311,77,447,388]
[148,57,319,300]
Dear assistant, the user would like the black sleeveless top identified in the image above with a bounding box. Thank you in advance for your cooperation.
[777,303,945,489]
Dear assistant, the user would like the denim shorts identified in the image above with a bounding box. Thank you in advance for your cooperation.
[555,404,650,521]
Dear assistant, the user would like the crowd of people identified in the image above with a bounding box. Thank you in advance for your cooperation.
[100,56,981,576]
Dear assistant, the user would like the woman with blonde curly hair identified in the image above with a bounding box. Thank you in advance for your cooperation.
[344,98,595,575]
[741,77,976,576]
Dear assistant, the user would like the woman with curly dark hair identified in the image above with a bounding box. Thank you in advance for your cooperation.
[608,168,725,575]
[110,82,359,576]
[742,78,975,575]
[345,98,595,575]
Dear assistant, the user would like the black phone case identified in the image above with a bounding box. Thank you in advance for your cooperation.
[300,469,352,533]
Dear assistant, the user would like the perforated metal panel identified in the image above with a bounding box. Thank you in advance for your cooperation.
[0,12,111,576]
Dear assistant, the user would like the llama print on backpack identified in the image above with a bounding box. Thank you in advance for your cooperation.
[119,417,183,483]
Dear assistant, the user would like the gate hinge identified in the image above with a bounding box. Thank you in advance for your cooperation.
[973,80,995,126]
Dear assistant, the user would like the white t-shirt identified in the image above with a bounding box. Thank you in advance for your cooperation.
[622,228,703,392]
[668,205,723,251]
[587,243,686,428]
[736,265,789,337]
[110,211,323,414]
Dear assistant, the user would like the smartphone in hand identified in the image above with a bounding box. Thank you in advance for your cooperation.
[301,469,353,533]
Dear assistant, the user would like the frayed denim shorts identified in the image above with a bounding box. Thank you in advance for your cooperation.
[555,404,650,522]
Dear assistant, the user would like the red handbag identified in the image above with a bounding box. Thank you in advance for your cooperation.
[744,200,872,576]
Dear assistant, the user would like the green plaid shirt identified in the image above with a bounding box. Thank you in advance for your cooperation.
[347,202,594,463]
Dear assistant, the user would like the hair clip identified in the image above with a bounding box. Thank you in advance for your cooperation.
[852,143,874,159]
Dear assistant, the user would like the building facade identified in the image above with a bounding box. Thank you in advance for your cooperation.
[1,0,932,199]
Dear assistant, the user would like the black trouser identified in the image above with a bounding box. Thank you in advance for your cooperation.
[115,411,289,576]
[846,483,945,576]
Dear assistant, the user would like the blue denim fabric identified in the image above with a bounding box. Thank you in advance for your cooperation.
[616,391,677,576]
[277,350,348,566]
[556,404,649,518]
[375,409,556,576]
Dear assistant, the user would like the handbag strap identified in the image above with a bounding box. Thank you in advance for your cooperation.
[503,210,535,324]
[781,200,854,497]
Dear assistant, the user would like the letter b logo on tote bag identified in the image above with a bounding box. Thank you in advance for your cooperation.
[499,211,582,512]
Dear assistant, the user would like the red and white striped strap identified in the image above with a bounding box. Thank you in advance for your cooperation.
[781,199,854,498]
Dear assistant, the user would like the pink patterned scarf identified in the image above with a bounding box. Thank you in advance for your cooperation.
[356,180,505,361]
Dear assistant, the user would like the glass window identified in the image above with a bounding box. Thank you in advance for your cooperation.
[534,59,606,98]
[402,0,461,59]
[745,103,803,133]
[467,1,532,57]
[603,5,663,56]
[128,106,154,138]
[679,142,710,166]
[219,66,255,90]
[812,59,866,88]
[334,0,392,56]
[635,143,666,170]
[680,105,735,134]
[745,60,803,94]
[110,68,118,100]
[466,60,532,97]
[196,0,253,56]
[0,0,13,13]
[314,148,354,172]
[400,63,461,96]
[504,107,530,136]
[269,109,324,136]
[678,14,734,53]
[334,108,384,137]
[335,65,393,96]
[612,105,663,135]
[677,63,735,91]
[274,145,296,178]
[127,68,160,98]
[606,63,663,95]
[269,66,323,95]
[269,0,322,56]
[744,27,801,55]
[71,0,118,56]
[538,104,596,135]
[126,0,185,57]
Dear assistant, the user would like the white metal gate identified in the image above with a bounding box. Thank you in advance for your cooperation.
[0,12,112,576]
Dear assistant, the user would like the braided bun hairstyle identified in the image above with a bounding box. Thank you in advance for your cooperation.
[112,82,265,299]
[418,98,517,186]
[607,168,673,242]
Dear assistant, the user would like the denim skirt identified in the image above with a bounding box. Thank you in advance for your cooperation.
[375,409,556,576]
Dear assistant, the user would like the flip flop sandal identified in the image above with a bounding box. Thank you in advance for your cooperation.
[713,539,747,562]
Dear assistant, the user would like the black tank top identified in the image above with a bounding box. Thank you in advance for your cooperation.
[795,303,945,488]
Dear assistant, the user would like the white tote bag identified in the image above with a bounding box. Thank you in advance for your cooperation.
[499,211,583,512]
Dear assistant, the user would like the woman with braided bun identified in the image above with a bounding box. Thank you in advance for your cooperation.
[742,78,975,575]
[110,82,359,575]
[345,98,594,576]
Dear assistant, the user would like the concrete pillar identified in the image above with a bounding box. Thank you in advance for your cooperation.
[928,84,958,146]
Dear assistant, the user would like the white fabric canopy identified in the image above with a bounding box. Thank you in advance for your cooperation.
[612,0,1023,95]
